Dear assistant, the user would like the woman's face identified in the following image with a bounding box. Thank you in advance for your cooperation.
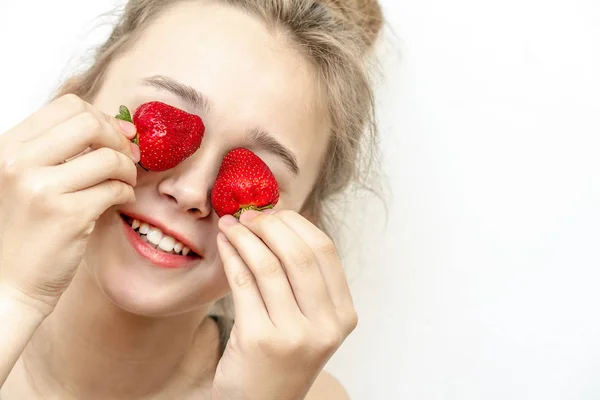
[84,2,330,316]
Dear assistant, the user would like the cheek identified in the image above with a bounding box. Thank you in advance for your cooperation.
[275,174,321,213]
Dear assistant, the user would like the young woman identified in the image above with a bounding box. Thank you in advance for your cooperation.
[0,0,382,398]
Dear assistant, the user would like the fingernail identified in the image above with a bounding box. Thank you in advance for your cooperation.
[130,143,141,163]
[118,120,137,137]
[220,215,238,228]
[262,209,276,215]
[240,210,260,221]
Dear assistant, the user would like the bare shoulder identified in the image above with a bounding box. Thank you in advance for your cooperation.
[305,370,351,400]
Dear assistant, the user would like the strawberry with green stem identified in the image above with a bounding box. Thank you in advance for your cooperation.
[116,101,205,172]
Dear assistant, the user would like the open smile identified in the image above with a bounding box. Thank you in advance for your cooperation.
[120,214,201,269]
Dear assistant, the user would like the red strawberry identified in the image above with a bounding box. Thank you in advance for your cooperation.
[116,101,204,171]
[211,148,280,218]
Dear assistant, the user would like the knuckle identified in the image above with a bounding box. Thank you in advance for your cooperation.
[111,182,133,205]
[0,153,21,181]
[316,237,338,258]
[106,179,122,195]
[19,175,58,212]
[78,111,102,134]
[344,309,359,331]
[59,94,86,114]
[100,181,133,208]
[112,181,130,198]
[292,248,316,270]
[20,175,48,200]
[257,257,284,278]
[104,112,121,131]
[98,148,122,170]
[316,328,343,351]
[122,185,135,202]
[233,270,255,289]
[28,182,48,202]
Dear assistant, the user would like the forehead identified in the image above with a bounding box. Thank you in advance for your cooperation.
[107,1,330,195]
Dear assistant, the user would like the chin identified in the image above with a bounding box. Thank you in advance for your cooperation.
[81,210,230,318]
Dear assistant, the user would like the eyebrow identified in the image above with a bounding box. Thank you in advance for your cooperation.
[142,75,210,114]
[141,75,300,176]
[247,128,300,175]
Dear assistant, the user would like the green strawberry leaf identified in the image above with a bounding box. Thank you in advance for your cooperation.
[115,105,132,123]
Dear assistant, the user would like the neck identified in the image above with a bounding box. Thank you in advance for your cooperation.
[22,266,219,399]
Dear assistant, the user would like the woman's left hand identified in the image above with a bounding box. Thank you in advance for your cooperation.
[212,209,358,400]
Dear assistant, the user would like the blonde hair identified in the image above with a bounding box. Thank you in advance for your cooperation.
[57,0,383,349]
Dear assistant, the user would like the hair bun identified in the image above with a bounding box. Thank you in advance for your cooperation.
[323,0,383,48]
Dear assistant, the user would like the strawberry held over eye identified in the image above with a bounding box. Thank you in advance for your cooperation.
[211,148,280,218]
[116,101,205,171]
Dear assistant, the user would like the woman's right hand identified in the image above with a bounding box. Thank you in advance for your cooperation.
[0,94,139,318]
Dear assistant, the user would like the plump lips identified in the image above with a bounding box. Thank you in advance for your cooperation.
[120,214,200,269]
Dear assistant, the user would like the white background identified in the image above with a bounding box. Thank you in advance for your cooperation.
[1,1,599,399]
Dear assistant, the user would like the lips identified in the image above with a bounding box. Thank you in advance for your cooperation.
[119,213,201,269]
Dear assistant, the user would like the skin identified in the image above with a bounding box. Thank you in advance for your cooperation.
[0,2,357,399]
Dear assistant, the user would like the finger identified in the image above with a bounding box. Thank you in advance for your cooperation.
[67,179,135,220]
[23,95,138,143]
[3,94,88,142]
[239,210,336,321]
[6,94,135,143]
[269,210,354,312]
[219,215,302,326]
[217,233,271,327]
[24,111,137,166]
[52,148,137,193]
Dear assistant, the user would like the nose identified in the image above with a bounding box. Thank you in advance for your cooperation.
[157,159,216,219]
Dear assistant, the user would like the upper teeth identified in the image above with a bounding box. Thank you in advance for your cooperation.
[129,219,191,256]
